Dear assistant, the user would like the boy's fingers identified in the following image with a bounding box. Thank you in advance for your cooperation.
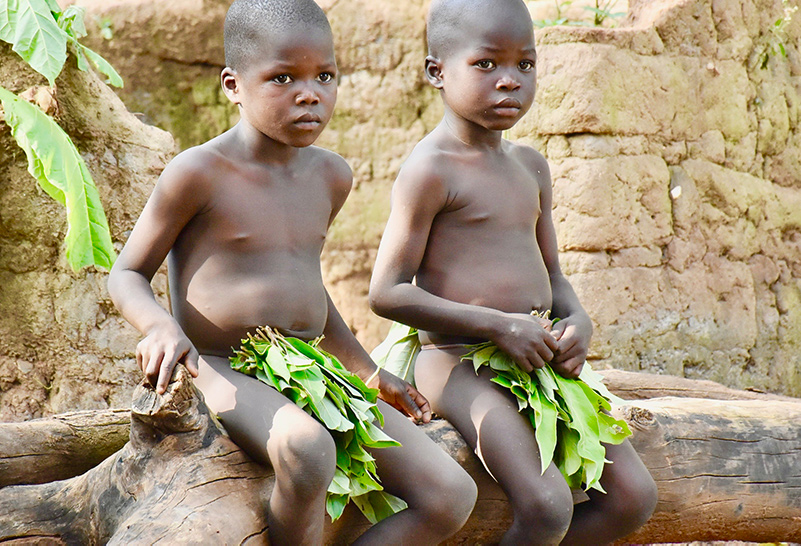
[145,353,163,386]
[156,358,177,394]
[183,346,200,377]
[398,388,423,420]
[408,385,432,422]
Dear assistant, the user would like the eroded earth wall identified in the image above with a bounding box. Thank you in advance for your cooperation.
[2,0,798,421]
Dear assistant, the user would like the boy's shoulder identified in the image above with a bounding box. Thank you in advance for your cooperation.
[505,139,548,173]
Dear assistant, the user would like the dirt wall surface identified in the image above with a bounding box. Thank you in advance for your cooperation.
[0,42,175,421]
[1,0,799,421]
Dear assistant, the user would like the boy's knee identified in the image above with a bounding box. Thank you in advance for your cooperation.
[424,466,478,532]
[609,474,659,533]
[269,418,336,496]
[512,486,573,542]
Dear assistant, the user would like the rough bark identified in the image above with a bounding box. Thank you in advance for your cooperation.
[599,368,799,402]
[1,369,800,544]
[0,367,271,544]
[614,397,801,544]
[0,409,130,488]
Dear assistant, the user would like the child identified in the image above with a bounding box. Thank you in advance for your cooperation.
[107,0,476,544]
[368,0,658,543]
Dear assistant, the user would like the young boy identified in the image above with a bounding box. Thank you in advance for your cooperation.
[107,0,476,544]
[369,0,658,544]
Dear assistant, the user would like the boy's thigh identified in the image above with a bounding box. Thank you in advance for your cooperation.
[416,350,570,494]
[368,399,473,502]
[194,355,325,466]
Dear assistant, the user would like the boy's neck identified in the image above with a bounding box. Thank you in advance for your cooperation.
[231,120,301,165]
[440,110,503,151]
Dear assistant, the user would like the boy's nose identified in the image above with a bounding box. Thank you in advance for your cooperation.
[496,75,521,91]
[295,86,320,105]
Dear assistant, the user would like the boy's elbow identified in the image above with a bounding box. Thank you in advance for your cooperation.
[368,285,393,318]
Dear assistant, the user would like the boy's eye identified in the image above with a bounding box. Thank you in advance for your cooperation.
[475,60,495,70]
[318,72,335,83]
[519,60,535,72]
[272,74,292,84]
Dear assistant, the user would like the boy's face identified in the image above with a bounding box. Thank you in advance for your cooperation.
[430,10,536,132]
[223,26,337,148]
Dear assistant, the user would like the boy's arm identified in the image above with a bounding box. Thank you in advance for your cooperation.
[318,292,431,423]
[108,152,209,393]
[318,156,430,422]
[531,151,593,378]
[369,159,558,372]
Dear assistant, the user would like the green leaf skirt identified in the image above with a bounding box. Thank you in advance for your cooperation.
[372,322,631,492]
[230,327,407,523]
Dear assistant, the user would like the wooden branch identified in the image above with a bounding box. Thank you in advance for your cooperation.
[613,397,801,544]
[0,409,130,487]
[599,368,797,402]
[1,370,799,544]
[0,367,271,544]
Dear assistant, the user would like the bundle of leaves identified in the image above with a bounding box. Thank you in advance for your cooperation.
[462,343,630,492]
[230,327,407,523]
[372,321,631,492]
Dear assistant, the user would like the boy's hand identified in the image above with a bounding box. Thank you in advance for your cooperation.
[136,322,199,394]
[549,314,593,379]
[492,313,560,373]
[369,368,432,424]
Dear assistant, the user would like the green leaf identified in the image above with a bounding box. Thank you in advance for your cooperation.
[75,42,123,87]
[1,0,69,85]
[370,322,420,384]
[326,494,349,522]
[353,491,408,524]
[0,85,116,270]
[58,5,86,39]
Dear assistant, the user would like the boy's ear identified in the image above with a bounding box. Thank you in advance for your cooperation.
[221,67,241,105]
[425,55,444,89]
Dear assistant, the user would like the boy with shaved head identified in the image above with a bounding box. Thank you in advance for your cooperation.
[370,0,657,543]
[108,0,476,543]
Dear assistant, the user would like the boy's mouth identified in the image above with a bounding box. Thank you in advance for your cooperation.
[493,98,522,116]
[294,113,322,129]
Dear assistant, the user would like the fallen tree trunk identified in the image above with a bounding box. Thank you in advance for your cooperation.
[1,368,799,544]
[0,367,272,544]
[599,368,798,402]
[613,397,801,544]
[0,409,130,488]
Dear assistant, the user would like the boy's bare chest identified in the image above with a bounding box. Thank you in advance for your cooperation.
[196,176,332,249]
[443,160,540,227]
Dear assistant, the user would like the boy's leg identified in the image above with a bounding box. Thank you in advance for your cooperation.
[560,439,658,545]
[415,347,575,546]
[194,355,336,546]
[353,398,478,545]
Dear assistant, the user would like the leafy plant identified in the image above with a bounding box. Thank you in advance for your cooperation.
[463,343,630,491]
[533,0,572,28]
[756,0,798,69]
[230,327,408,523]
[532,0,625,28]
[0,0,122,271]
[583,0,625,27]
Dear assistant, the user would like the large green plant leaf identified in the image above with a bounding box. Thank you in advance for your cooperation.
[0,0,69,85]
[0,85,116,270]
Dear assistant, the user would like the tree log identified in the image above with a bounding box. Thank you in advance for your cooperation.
[1,369,800,544]
[599,368,798,402]
[0,409,130,488]
[0,367,272,544]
